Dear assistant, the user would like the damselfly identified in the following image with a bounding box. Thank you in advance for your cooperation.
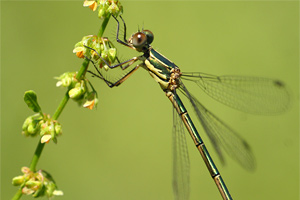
[85,15,290,200]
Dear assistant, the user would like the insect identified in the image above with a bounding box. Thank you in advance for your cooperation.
[85,15,290,200]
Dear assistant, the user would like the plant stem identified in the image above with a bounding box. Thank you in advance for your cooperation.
[76,57,90,80]
[52,55,90,121]
[12,12,112,200]
[29,142,45,171]
[12,188,23,200]
[52,93,70,120]
[98,14,111,37]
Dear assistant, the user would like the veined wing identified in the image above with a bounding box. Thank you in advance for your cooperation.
[172,106,190,200]
[179,83,255,171]
[181,72,290,115]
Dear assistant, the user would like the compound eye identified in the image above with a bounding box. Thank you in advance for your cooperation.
[132,32,147,48]
[143,30,154,44]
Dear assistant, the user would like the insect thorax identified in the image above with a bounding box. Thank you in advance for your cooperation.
[144,48,182,91]
[168,68,182,91]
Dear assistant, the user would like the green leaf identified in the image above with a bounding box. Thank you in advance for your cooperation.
[24,90,42,113]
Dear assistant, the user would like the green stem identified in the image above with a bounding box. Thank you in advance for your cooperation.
[98,14,111,37]
[52,93,70,120]
[12,12,112,200]
[29,142,45,171]
[12,188,23,200]
[11,59,90,199]
[76,57,90,80]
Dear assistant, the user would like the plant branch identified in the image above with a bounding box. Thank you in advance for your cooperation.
[12,8,113,199]
[98,14,111,37]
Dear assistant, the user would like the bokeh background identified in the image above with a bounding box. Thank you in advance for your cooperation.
[1,1,299,200]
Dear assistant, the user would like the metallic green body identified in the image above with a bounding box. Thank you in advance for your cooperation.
[144,48,178,90]
[144,48,232,200]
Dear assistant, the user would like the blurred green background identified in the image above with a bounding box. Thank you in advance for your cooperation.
[1,1,299,200]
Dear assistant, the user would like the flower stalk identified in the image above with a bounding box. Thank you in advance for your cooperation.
[12,0,123,199]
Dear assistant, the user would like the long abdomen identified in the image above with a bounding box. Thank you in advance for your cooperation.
[166,91,232,200]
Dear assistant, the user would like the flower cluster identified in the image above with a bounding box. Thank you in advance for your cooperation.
[73,35,117,71]
[12,1,127,199]
[83,90,99,110]
[83,0,123,19]
[22,113,43,137]
[56,72,98,110]
[12,167,63,198]
[55,72,77,88]
[22,113,62,144]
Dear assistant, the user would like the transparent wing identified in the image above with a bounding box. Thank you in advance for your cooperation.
[179,83,255,171]
[172,106,190,200]
[181,72,290,115]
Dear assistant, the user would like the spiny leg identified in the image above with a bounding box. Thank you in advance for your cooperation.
[85,55,142,88]
[119,15,127,43]
[83,14,134,71]
[84,56,114,87]
[84,15,142,88]
[84,45,139,70]
[106,40,122,65]
[111,15,132,48]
